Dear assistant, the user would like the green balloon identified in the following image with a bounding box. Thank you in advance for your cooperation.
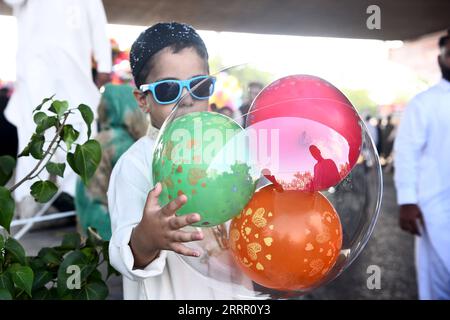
[152,111,256,227]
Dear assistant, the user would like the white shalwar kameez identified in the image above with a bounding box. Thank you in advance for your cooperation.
[108,134,261,300]
[394,79,450,300]
[5,0,111,200]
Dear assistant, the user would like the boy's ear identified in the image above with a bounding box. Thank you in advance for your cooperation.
[134,89,151,113]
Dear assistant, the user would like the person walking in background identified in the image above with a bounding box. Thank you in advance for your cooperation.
[4,0,112,216]
[381,114,396,170]
[216,105,234,119]
[237,81,263,127]
[394,29,450,300]
[364,115,379,150]
[0,86,17,160]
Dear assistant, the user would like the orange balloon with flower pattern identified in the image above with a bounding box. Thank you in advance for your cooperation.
[229,185,343,291]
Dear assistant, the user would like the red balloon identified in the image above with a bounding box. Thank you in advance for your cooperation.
[246,75,362,191]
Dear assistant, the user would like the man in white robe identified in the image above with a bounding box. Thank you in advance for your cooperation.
[394,30,450,300]
[4,0,112,209]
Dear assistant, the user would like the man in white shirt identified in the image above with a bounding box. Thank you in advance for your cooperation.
[394,29,450,300]
[4,0,112,209]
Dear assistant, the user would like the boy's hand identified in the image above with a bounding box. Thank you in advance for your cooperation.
[130,182,204,268]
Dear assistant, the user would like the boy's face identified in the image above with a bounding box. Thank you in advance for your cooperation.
[134,47,209,129]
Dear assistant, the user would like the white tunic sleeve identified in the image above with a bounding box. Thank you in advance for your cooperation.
[393,96,428,205]
[107,137,168,281]
[86,0,112,73]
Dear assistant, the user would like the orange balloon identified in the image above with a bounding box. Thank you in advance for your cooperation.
[229,185,343,291]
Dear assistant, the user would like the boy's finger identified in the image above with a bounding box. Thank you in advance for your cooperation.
[144,182,162,212]
[161,194,187,216]
[170,230,204,243]
[170,243,201,257]
[168,213,201,230]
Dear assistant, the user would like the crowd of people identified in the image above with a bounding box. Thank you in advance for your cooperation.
[364,114,397,170]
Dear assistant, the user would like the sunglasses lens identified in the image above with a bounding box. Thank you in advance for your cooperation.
[190,77,215,99]
[154,81,180,103]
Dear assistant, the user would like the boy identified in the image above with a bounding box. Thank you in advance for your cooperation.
[108,22,254,299]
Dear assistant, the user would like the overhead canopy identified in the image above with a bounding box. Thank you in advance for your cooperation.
[0,0,448,40]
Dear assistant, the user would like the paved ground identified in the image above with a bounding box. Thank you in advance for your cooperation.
[18,171,417,300]
[304,171,418,300]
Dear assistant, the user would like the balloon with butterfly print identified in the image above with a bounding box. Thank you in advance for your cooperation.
[229,185,343,291]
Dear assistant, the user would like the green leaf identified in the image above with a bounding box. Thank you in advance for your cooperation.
[107,264,120,279]
[34,95,55,112]
[61,233,81,250]
[45,162,66,178]
[0,272,14,293]
[101,241,109,260]
[81,247,99,265]
[28,257,46,271]
[0,155,16,186]
[36,116,57,134]
[4,237,26,265]
[32,287,58,300]
[78,104,94,139]
[33,112,47,125]
[87,269,103,282]
[66,152,78,175]
[49,100,68,116]
[37,247,62,265]
[102,241,119,278]
[67,140,101,185]
[28,133,45,160]
[30,180,58,203]
[86,227,102,248]
[0,187,15,232]
[0,288,12,300]
[18,144,30,158]
[73,281,108,300]
[9,265,34,297]
[60,124,80,150]
[56,250,95,297]
[32,270,54,291]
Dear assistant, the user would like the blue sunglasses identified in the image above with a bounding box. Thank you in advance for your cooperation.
[139,75,216,105]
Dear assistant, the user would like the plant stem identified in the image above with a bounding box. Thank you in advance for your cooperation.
[9,113,69,192]
[29,137,62,180]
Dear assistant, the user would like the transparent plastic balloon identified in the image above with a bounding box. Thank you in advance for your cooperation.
[151,65,382,299]
[152,69,261,227]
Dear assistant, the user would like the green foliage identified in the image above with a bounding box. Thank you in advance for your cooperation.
[60,124,80,150]
[78,104,94,139]
[0,228,114,300]
[67,140,102,185]
[0,156,15,186]
[45,162,66,178]
[0,187,14,232]
[30,180,58,203]
[49,100,69,117]
[0,95,116,300]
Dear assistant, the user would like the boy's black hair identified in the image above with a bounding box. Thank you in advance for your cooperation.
[130,22,209,88]
[438,29,450,49]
